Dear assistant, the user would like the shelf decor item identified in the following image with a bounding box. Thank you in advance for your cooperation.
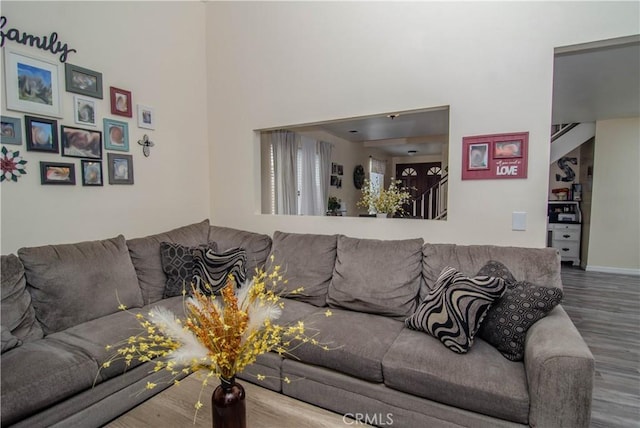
[357,178,413,217]
[100,262,334,425]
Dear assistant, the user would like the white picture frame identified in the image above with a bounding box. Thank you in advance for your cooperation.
[73,95,97,127]
[3,48,63,118]
[137,104,155,130]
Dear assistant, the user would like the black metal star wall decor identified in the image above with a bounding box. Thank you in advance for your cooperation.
[137,134,154,157]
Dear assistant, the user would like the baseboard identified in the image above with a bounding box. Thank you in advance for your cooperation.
[585,265,640,276]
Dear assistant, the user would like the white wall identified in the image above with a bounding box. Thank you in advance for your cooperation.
[206,1,639,245]
[588,117,640,274]
[1,2,210,254]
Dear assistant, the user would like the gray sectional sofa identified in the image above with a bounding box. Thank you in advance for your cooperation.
[0,220,595,427]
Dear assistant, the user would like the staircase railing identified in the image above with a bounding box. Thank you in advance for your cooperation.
[411,173,448,220]
[551,123,579,142]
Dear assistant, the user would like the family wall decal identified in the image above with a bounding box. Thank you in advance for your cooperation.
[0,16,76,63]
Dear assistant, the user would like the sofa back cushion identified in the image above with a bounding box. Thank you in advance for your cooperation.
[421,243,561,301]
[267,231,337,306]
[327,236,423,319]
[18,235,143,335]
[209,226,272,279]
[126,220,210,304]
[1,254,44,351]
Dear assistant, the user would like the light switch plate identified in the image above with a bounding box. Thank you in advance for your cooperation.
[512,211,527,231]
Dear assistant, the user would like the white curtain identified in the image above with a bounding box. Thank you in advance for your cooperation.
[271,130,298,215]
[317,140,332,215]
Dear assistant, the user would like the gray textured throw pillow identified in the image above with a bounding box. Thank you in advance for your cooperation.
[477,260,563,361]
[160,241,218,298]
[405,266,506,354]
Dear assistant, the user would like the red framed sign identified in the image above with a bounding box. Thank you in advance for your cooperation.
[462,132,528,180]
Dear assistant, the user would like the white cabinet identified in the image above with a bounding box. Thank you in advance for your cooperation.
[549,223,581,266]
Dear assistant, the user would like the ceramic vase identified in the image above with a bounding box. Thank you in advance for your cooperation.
[212,376,246,428]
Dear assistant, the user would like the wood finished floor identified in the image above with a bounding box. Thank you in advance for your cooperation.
[560,265,640,428]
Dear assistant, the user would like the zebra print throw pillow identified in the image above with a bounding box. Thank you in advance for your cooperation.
[192,247,247,295]
[405,266,506,354]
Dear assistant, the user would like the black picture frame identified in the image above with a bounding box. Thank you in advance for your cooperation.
[107,153,134,185]
[81,160,103,186]
[25,116,59,153]
[65,63,103,99]
[40,161,75,185]
[61,125,102,159]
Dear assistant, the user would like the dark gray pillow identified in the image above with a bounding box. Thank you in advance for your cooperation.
[327,236,423,319]
[405,266,506,354]
[18,235,143,334]
[477,260,563,361]
[192,247,247,295]
[476,260,516,286]
[127,220,210,304]
[1,254,43,345]
[267,231,337,306]
[160,241,217,298]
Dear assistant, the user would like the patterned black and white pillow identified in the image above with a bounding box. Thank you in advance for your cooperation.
[478,264,563,361]
[192,247,247,295]
[160,241,218,298]
[405,266,506,354]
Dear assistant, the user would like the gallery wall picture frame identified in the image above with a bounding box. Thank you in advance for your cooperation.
[103,118,129,151]
[25,116,59,153]
[107,153,134,185]
[110,87,132,118]
[73,95,97,127]
[4,48,64,118]
[60,125,102,159]
[40,161,75,185]
[64,63,103,99]
[81,160,103,186]
[467,142,489,170]
[136,104,155,130]
[1,116,23,145]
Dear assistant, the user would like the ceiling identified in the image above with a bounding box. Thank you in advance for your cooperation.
[288,35,639,158]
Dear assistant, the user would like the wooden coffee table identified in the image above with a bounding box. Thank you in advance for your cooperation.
[105,374,362,427]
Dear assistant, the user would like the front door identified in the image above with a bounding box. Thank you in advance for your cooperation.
[396,162,442,217]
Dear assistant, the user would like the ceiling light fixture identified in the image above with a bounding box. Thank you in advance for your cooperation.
[387,114,400,119]
[349,130,358,133]
[408,150,417,156]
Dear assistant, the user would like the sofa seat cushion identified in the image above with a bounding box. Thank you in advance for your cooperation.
[290,308,405,382]
[18,235,143,335]
[1,254,44,348]
[267,231,337,306]
[327,236,423,319]
[0,339,98,426]
[382,328,529,424]
[127,220,211,304]
[209,225,272,279]
[47,296,186,382]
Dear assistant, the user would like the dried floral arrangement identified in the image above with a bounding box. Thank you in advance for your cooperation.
[101,258,334,420]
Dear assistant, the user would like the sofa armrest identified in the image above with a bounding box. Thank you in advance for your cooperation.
[524,305,594,427]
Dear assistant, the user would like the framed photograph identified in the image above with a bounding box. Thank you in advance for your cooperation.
[3,48,63,118]
[494,140,523,158]
[1,116,22,145]
[137,104,155,130]
[73,95,97,127]
[61,125,102,159]
[103,118,129,151]
[468,143,489,170]
[337,165,344,176]
[81,160,103,186]
[110,87,132,117]
[40,161,75,185]
[25,116,59,153]
[64,63,103,99]
[107,153,134,184]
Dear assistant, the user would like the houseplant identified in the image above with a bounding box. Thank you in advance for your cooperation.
[357,178,413,217]
[327,196,341,215]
